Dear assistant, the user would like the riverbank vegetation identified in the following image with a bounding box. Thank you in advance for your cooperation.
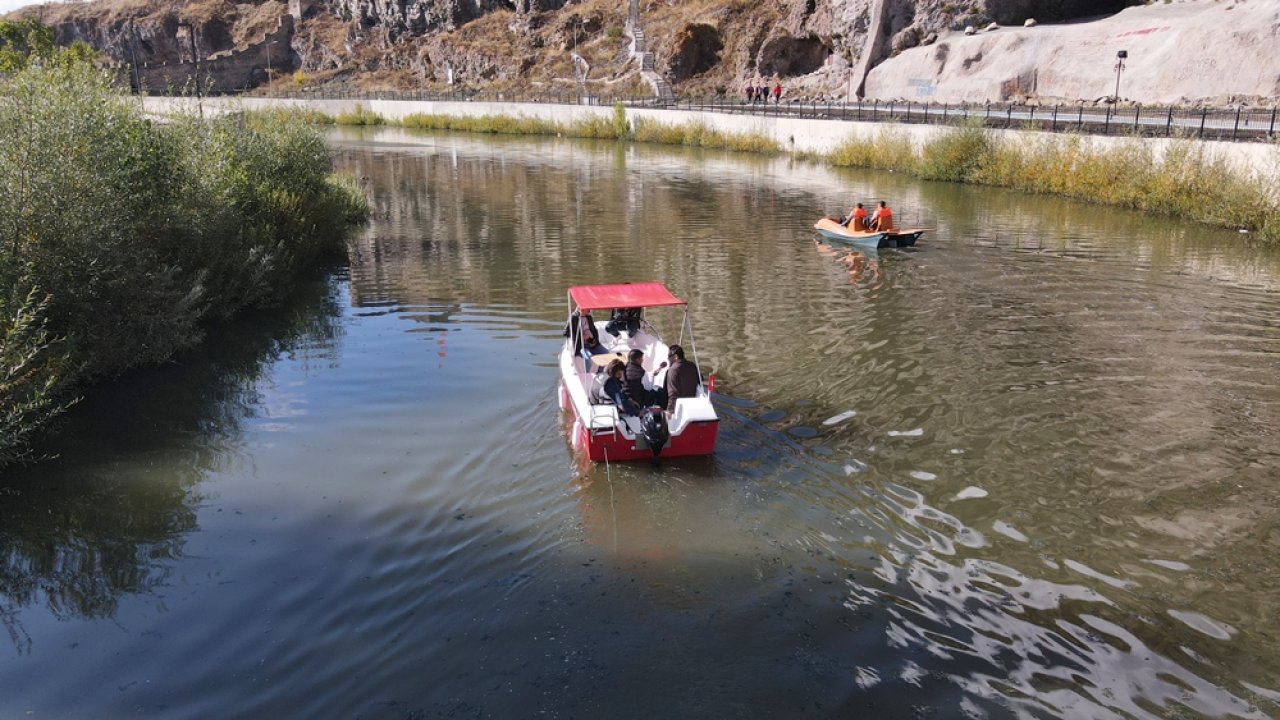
[327,103,781,152]
[830,121,1279,241]
[0,45,367,466]
[317,103,1277,240]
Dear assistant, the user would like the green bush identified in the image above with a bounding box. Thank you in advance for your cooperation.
[0,286,74,466]
[0,58,367,464]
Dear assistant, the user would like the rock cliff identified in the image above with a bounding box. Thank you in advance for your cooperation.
[5,0,1276,106]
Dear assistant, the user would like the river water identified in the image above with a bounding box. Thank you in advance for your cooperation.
[2,127,1279,719]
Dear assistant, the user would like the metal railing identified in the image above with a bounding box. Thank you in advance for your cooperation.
[162,86,1280,143]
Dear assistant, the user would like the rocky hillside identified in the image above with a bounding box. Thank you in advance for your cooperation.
[6,0,1277,106]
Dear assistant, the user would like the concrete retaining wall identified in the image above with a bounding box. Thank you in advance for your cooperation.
[140,96,1278,181]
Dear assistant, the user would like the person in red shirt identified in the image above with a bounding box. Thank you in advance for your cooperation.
[771,81,781,104]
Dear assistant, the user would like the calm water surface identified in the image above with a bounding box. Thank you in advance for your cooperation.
[3,127,1280,719]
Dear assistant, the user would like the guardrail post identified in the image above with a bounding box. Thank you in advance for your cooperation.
[942,102,948,123]
[1078,103,1084,129]
[1232,106,1241,140]
[1006,104,1013,125]
[873,100,878,120]
[1028,104,1035,127]
[985,101,990,120]
[1051,104,1058,132]
[1133,104,1140,133]
[1104,104,1111,133]
[1166,107,1174,136]
[1270,107,1278,137]
[1199,108,1207,138]
[906,102,911,123]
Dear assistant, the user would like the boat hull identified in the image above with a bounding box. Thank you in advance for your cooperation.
[814,218,926,249]
[562,390,719,462]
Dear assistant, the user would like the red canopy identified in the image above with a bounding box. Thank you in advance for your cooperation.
[568,282,686,312]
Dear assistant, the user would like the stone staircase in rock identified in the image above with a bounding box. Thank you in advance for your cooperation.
[625,3,674,104]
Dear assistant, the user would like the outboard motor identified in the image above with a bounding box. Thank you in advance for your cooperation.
[639,408,670,466]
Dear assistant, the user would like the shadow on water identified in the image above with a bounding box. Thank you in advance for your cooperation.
[0,274,345,652]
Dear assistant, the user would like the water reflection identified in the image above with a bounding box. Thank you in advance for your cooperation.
[0,277,344,651]
[5,128,1280,718]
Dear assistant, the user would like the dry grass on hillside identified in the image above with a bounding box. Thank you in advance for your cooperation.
[228,0,287,45]
[20,0,166,24]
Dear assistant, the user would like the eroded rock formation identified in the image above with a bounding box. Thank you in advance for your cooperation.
[6,0,1275,106]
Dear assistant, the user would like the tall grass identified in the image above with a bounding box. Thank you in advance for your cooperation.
[335,103,384,126]
[828,126,916,172]
[917,120,991,182]
[826,122,1280,241]
[632,117,780,153]
[0,59,367,465]
[402,112,563,135]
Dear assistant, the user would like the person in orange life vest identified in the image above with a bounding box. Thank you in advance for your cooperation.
[842,202,867,229]
[870,201,894,231]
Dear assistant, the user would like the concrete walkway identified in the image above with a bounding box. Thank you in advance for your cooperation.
[140,95,1278,182]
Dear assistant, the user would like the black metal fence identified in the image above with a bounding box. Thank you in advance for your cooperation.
[222,88,1280,143]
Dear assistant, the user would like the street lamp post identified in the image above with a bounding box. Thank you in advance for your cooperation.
[1113,49,1127,103]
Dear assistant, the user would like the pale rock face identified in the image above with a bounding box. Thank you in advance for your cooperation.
[25,0,1280,104]
[862,0,1280,105]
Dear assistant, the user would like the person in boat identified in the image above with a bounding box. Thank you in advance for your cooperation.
[605,307,641,337]
[592,358,641,416]
[841,202,867,230]
[565,308,609,371]
[664,344,700,414]
[624,349,668,409]
[564,309,596,353]
[869,201,894,232]
[581,332,611,372]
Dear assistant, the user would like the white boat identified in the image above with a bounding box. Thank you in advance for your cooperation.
[813,217,928,249]
[558,282,718,463]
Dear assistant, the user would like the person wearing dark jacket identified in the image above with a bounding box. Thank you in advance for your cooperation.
[592,359,641,416]
[624,349,667,409]
[563,310,597,354]
[664,344,700,414]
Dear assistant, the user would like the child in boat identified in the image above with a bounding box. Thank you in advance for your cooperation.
[592,359,641,416]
